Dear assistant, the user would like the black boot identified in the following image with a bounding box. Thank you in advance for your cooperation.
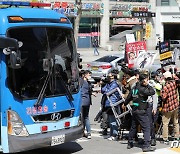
[127,142,133,149]
[134,135,139,142]
[142,146,156,152]
[151,139,156,146]
[102,129,107,135]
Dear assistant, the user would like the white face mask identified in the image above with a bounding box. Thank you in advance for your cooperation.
[87,76,91,80]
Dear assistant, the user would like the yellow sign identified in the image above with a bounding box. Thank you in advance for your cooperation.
[145,22,152,39]
[160,51,172,61]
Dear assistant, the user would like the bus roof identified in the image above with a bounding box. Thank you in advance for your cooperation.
[0,8,72,34]
[0,8,67,19]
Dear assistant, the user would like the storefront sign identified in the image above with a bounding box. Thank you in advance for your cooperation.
[110,4,130,11]
[113,18,140,25]
[131,11,156,18]
[53,2,104,16]
[82,3,101,10]
[131,11,148,17]
[132,6,148,12]
[82,10,103,16]
[110,11,131,17]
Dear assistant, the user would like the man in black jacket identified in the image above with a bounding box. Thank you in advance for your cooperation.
[122,73,156,152]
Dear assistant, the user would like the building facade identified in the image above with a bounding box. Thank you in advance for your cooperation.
[50,0,156,49]
[156,0,180,44]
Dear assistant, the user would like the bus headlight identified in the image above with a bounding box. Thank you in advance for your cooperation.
[8,110,29,136]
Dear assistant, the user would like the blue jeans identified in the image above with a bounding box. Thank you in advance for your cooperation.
[82,106,91,134]
[94,47,99,55]
[108,114,118,137]
[147,103,159,139]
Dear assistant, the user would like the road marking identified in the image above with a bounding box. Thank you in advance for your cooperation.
[134,148,180,154]
[169,147,180,153]
[75,138,89,143]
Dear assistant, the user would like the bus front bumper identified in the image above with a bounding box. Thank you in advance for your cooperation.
[8,125,84,153]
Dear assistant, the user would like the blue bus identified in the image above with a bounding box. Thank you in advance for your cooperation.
[0,1,83,153]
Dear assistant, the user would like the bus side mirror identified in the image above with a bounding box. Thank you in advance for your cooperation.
[0,37,19,50]
[0,37,23,69]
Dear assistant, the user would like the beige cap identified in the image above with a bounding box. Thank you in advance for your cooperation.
[163,71,172,78]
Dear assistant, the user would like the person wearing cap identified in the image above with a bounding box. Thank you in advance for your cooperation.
[123,69,140,141]
[122,73,156,152]
[160,71,180,144]
[124,69,140,99]
[101,69,122,141]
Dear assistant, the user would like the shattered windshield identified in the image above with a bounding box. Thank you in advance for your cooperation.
[6,27,79,99]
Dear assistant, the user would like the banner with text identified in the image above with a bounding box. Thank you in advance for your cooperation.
[159,41,173,67]
[125,41,147,68]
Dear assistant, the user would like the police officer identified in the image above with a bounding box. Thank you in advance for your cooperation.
[122,73,156,152]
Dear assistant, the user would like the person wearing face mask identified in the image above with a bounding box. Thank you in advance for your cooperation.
[122,73,156,152]
[101,69,122,141]
[81,70,94,139]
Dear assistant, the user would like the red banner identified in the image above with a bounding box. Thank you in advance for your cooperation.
[125,41,147,68]
[61,2,68,9]
[54,2,61,8]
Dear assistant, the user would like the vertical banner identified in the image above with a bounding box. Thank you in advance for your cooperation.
[125,41,147,68]
[145,22,152,39]
[159,41,173,67]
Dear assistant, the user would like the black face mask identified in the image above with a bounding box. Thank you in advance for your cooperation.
[106,76,111,83]
[140,80,145,86]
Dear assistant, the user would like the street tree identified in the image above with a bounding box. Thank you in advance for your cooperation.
[74,0,82,47]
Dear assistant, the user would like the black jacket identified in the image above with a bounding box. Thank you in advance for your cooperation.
[124,82,155,110]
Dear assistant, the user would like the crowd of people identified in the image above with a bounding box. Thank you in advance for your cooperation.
[79,65,180,152]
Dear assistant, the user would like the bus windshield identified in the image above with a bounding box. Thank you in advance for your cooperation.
[6,27,79,100]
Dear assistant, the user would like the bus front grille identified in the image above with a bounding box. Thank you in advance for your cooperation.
[31,109,75,122]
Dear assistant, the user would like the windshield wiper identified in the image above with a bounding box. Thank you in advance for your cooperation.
[34,67,52,107]
[34,64,74,107]
[59,75,74,103]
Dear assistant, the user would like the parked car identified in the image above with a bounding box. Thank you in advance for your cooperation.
[149,60,162,74]
[170,40,180,49]
[87,55,124,81]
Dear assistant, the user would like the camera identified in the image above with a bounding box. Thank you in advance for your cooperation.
[101,75,110,84]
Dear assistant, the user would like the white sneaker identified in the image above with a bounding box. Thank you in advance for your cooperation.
[107,136,117,141]
[87,134,91,139]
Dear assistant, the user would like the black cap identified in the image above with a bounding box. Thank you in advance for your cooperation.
[109,69,119,76]
[128,69,140,77]
[139,73,149,81]
[84,70,92,74]
[151,71,158,79]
